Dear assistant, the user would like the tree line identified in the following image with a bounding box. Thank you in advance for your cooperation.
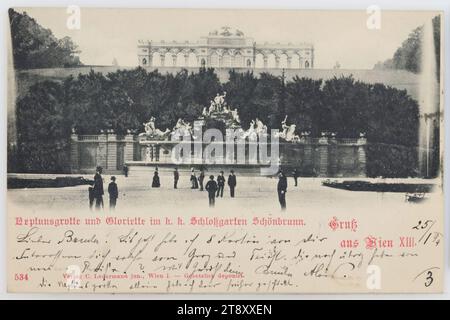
[9,9,82,69]
[374,15,440,81]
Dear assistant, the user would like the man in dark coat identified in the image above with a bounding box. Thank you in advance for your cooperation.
[205,175,218,207]
[227,170,237,198]
[198,170,205,191]
[216,171,225,197]
[277,171,288,210]
[108,176,118,210]
[173,168,179,189]
[88,186,95,210]
[93,166,104,210]
[292,168,299,187]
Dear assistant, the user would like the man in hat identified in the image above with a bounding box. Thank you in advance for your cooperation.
[205,175,218,207]
[108,176,118,210]
[173,167,179,189]
[292,168,299,187]
[216,171,226,198]
[277,171,288,210]
[93,166,104,210]
[227,170,237,198]
[198,169,205,191]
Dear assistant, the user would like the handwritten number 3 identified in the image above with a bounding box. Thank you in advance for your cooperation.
[425,271,433,287]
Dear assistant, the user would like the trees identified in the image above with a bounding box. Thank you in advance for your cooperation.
[9,9,82,69]
[16,81,71,172]
[373,15,440,80]
[14,67,421,177]
[285,76,323,136]
[321,77,369,138]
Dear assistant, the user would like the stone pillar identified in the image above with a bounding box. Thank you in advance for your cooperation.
[329,137,338,177]
[275,56,280,68]
[70,134,79,173]
[303,141,313,176]
[106,133,117,171]
[97,133,108,170]
[287,57,292,69]
[155,144,161,162]
[184,54,189,67]
[148,54,153,67]
[318,137,329,177]
[160,54,165,67]
[172,54,177,67]
[263,56,268,68]
[124,134,134,163]
[357,138,367,177]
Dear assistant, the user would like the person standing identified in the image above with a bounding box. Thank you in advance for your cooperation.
[108,176,118,210]
[198,170,205,191]
[88,186,95,210]
[93,166,104,210]
[228,170,237,198]
[216,171,225,197]
[152,170,160,188]
[205,175,218,207]
[173,167,179,189]
[123,164,129,177]
[292,168,299,187]
[277,171,288,210]
[190,168,198,189]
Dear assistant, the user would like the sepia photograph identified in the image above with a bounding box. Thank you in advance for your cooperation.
[5,7,445,293]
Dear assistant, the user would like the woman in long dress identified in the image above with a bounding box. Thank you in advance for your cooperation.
[152,171,160,188]
[190,168,198,189]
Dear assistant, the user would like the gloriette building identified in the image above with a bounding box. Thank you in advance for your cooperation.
[137,26,314,69]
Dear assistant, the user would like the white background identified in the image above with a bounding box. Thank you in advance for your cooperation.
[1,0,449,300]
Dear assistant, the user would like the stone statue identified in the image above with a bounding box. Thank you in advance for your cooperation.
[277,115,299,142]
[255,118,267,135]
[209,100,215,113]
[219,91,226,106]
[172,118,193,137]
[235,29,244,37]
[231,109,240,124]
[220,26,232,37]
[214,94,221,110]
[212,91,227,112]
[139,116,171,140]
[243,120,258,140]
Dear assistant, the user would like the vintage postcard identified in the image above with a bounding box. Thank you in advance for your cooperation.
[6,8,444,293]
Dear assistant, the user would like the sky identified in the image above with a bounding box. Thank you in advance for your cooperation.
[12,8,439,69]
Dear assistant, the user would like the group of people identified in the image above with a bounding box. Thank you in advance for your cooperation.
[175,168,237,207]
[89,165,300,211]
[88,166,118,211]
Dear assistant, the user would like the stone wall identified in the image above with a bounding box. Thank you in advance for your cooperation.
[71,134,366,176]
[70,133,136,173]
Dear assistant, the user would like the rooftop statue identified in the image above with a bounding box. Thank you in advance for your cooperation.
[220,26,232,37]
[235,29,244,37]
